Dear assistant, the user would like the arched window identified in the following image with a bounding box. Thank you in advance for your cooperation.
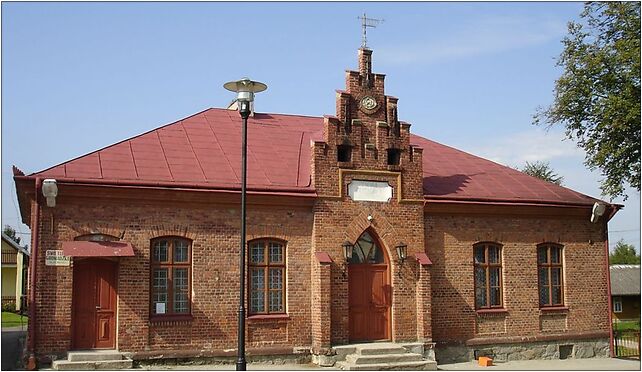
[474,242,503,309]
[349,231,384,264]
[150,237,192,316]
[538,243,564,307]
[248,239,285,315]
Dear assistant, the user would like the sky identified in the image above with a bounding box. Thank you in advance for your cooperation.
[1,2,640,252]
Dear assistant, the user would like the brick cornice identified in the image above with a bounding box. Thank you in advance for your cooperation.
[425,199,592,219]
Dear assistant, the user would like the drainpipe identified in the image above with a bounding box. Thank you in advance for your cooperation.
[26,177,41,370]
[603,213,614,358]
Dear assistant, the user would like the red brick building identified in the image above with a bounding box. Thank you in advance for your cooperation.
[14,48,619,367]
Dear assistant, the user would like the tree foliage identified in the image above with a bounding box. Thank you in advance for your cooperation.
[520,161,564,185]
[3,225,21,246]
[610,239,641,265]
[535,2,641,200]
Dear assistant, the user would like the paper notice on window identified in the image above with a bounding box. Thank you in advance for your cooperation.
[156,303,166,314]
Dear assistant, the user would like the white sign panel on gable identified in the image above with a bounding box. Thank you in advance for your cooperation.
[348,180,393,202]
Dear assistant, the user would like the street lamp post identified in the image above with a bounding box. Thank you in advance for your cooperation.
[224,78,268,371]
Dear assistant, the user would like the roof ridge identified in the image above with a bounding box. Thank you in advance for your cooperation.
[29,107,213,176]
[209,106,323,120]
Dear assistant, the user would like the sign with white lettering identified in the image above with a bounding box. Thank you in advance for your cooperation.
[45,250,70,266]
[348,180,393,202]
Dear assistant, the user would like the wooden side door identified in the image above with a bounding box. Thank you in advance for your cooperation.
[368,265,390,340]
[348,265,369,341]
[348,263,390,341]
[72,261,96,349]
[72,259,117,349]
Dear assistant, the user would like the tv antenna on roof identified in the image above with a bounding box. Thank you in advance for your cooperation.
[358,13,384,49]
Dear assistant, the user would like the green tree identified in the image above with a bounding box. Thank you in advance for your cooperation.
[610,239,641,264]
[535,2,641,200]
[3,225,21,246]
[520,161,564,185]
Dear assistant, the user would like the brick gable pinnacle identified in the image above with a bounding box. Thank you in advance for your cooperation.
[327,48,416,168]
[312,47,425,201]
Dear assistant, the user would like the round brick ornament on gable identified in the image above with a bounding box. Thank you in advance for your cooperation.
[358,94,379,115]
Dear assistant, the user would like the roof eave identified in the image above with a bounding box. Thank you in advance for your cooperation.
[13,175,318,198]
[424,196,599,209]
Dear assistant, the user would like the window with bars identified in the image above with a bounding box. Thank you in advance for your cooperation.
[474,243,503,309]
[248,240,286,315]
[150,237,191,316]
[537,243,564,307]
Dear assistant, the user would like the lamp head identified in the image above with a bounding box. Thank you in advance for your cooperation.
[395,241,408,264]
[223,78,267,102]
[42,179,58,207]
[224,78,267,118]
[342,241,354,263]
[591,202,607,223]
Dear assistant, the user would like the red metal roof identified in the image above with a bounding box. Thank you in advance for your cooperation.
[61,241,135,257]
[28,108,600,206]
[411,136,599,206]
[414,253,433,266]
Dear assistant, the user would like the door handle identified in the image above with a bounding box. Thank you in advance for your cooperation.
[96,306,101,310]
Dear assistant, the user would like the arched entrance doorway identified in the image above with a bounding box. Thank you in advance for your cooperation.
[348,230,391,342]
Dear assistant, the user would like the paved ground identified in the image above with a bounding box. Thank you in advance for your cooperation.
[140,363,338,370]
[1,326,27,370]
[438,357,640,370]
[135,357,640,370]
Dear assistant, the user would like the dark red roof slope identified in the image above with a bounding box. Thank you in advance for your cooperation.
[33,109,317,192]
[28,108,599,206]
[412,136,597,206]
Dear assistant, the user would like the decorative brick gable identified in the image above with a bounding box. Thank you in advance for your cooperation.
[310,48,431,349]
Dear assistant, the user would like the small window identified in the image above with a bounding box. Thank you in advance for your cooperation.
[474,243,503,309]
[387,149,401,166]
[613,297,623,313]
[337,145,352,162]
[75,233,119,242]
[150,237,192,316]
[538,243,564,307]
[249,240,286,315]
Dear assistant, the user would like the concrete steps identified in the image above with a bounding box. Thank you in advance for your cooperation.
[337,360,436,371]
[52,351,132,370]
[335,343,437,371]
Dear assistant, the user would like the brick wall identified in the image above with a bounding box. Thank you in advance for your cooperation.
[26,46,612,363]
[310,47,430,346]
[426,213,610,345]
[31,196,314,358]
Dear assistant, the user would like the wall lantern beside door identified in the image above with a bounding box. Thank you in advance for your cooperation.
[396,241,408,265]
[343,241,354,263]
[342,241,354,278]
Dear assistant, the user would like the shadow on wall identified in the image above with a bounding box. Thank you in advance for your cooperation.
[423,174,472,196]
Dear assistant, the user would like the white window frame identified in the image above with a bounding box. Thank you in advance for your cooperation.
[613,297,623,313]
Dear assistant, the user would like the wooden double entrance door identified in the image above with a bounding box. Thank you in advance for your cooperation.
[72,259,117,349]
[348,231,391,342]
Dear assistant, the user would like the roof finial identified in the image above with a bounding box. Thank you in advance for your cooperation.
[358,12,384,49]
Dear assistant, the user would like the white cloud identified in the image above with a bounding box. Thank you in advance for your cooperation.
[378,15,566,65]
[459,128,584,168]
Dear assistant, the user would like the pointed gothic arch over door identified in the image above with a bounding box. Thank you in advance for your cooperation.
[348,230,391,342]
